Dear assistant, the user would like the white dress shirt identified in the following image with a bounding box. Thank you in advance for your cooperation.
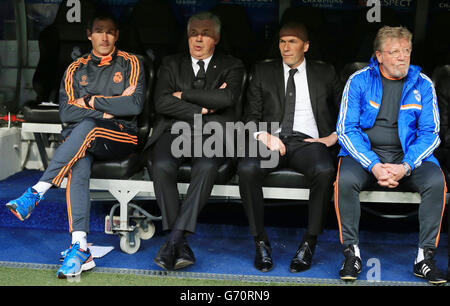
[284,59,319,139]
[254,59,320,139]
[191,55,213,75]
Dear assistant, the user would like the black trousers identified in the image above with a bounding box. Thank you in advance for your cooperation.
[237,133,337,238]
[149,130,225,233]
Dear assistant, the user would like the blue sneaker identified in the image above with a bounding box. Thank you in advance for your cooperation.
[6,188,43,221]
[57,242,96,279]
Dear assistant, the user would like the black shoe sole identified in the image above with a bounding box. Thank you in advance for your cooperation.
[255,264,273,273]
[153,258,173,271]
[174,259,195,270]
[289,262,311,273]
[289,263,311,273]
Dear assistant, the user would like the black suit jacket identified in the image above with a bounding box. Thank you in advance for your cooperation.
[244,59,342,138]
[144,52,245,151]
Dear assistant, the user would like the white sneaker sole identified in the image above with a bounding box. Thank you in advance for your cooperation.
[57,259,96,279]
[414,272,447,284]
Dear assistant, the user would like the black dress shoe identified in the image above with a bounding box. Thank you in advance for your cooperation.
[254,240,273,272]
[174,241,196,270]
[154,241,176,271]
[289,241,315,273]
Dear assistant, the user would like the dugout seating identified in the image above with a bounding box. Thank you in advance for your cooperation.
[128,0,179,69]
[21,0,97,168]
[210,4,256,68]
[433,65,450,183]
[21,51,446,253]
[339,61,369,84]
[23,0,97,122]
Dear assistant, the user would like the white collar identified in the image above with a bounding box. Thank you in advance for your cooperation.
[283,58,306,76]
[191,54,213,70]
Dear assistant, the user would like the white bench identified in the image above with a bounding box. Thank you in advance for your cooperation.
[21,122,427,253]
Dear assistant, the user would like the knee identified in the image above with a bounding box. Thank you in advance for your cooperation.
[77,117,97,131]
[313,162,336,180]
[237,159,261,180]
[421,171,445,193]
[151,158,178,179]
[193,159,219,176]
[336,170,361,192]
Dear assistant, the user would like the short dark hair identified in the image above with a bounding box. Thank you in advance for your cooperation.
[279,21,309,42]
[87,10,119,32]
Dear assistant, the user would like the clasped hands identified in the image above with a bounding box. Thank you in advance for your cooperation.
[371,163,408,188]
[256,132,337,156]
[172,82,227,115]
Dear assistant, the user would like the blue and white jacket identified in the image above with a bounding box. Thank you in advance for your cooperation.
[336,57,440,172]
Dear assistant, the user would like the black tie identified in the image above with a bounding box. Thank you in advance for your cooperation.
[280,68,298,137]
[193,60,206,89]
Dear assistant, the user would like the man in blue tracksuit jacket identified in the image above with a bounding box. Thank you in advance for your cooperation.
[335,26,446,284]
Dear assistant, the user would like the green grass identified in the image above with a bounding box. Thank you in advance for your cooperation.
[0,267,301,286]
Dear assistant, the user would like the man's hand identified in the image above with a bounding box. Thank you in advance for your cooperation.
[103,113,114,119]
[371,163,398,188]
[74,97,85,107]
[304,133,338,147]
[381,163,407,182]
[219,82,227,89]
[74,96,94,108]
[172,91,182,99]
[122,85,136,96]
[257,132,286,156]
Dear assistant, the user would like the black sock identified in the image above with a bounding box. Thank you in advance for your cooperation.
[301,233,317,248]
[254,232,269,245]
[168,229,185,245]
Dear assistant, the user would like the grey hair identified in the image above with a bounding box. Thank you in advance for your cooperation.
[187,11,221,37]
[373,26,412,53]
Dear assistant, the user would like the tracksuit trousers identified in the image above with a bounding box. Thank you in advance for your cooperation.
[335,156,447,249]
[39,118,137,233]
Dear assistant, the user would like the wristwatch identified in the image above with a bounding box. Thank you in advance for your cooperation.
[402,162,411,177]
[83,94,92,108]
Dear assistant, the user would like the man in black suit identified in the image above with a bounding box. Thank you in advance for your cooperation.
[238,21,342,273]
[143,11,245,271]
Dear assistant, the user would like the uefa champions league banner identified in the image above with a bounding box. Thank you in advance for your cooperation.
[429,0,450,12]
[290,0,417,31]
[18,0,278,43]
[290,0,416,11]
[167,0,278,41]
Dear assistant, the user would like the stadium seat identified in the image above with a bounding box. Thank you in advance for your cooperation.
[433,65,450,180]
[339,61,369,84]
[343,6,401,64]
[422,11,450,75]
[128,0,179,69]
[210,4,256,67]
[23,0,97,123]
[21,0,97,168]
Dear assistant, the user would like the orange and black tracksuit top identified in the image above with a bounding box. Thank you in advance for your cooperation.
[58,48,146,136]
